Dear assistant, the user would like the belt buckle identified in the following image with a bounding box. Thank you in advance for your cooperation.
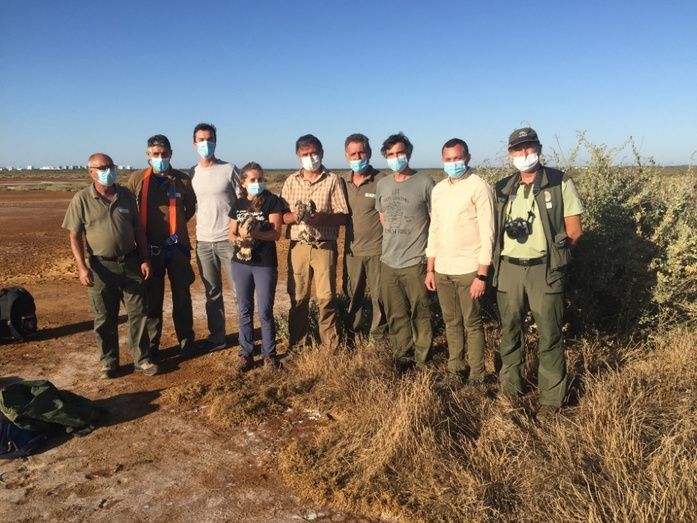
[519,258,531,267]
[116,255,126,263]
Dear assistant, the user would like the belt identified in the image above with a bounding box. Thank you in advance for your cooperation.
[503,255,544,267]
[92,250,137,263]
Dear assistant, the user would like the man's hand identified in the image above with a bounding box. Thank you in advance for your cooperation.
[78,266,94,287]
[141,260,152,280]
[425,271,437,291]
[470,278,486,300]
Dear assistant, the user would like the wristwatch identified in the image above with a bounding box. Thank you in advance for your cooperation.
[476,274,487,282]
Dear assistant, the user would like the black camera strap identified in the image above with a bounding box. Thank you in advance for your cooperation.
[506,173,542,225]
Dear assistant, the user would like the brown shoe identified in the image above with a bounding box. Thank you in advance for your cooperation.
[236,355,254,372]
[263,356,279,369]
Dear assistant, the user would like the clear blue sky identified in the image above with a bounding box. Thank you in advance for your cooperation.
[1,0,695,169]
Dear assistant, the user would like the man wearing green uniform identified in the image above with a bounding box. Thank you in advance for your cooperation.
[493,127,583,419]
[341,133,387,342]
[63,153,157,379]
[128,135,197,358]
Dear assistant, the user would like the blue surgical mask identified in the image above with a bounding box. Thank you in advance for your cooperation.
[150,157,170,173]
[247,181,265,196]
[387,155,408,173]
[97,167,117,186]
[197,140,216,160]
[349,158,369,173]
[443,161,467,178]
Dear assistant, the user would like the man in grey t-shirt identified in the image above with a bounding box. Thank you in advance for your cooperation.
[190,122,240,351]
[375,133,434,369]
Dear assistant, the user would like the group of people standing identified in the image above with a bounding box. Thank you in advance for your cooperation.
[62,124,583,418]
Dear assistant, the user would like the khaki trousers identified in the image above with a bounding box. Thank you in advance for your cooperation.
[496,260,566,407]
[381,262,432,365]
[343,253,387,338]
[435,271,485,378]
[87,253,149,368]
[287,241,339,350]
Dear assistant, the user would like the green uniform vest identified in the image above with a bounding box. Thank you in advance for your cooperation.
[493,166,572,286]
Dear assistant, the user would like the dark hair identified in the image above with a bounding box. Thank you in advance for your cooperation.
[193,123,217,142]
[441,138,469,155]
[239,161,268,212]
[380,132,413,158]
[344,133,372,156]
[295,134,323,153]
[147,134,172,151]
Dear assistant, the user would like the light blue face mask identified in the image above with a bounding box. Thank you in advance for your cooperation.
[150,157,170,173]
[96,168,117,186]
[247,181,265,196]
[387,155,408,173]
[349,158,369,173]
[443,160,467,178]
[197,140,216,160]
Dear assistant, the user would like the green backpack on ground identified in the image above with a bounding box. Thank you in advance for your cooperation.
[0,379,103,437]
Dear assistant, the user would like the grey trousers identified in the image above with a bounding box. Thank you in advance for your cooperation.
[196,240,236,344]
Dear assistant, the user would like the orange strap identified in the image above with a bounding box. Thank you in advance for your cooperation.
[167,181,177,236]
[139,167,177,238]
[139,168,151,230]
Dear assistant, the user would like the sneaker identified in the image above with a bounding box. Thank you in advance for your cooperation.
[100,364,117,380]
[236,355,254,372]
[134,360,159,376]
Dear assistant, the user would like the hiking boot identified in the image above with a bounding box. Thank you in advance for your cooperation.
[536,405,561,423]
[236,355,254,372]
[134,360,159,376]
[100,364,117,380]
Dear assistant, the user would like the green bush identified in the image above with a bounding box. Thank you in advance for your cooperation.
[559,137,696,334]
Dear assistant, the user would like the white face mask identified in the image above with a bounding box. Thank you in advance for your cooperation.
[512,152,539,173]
[301,154,321,172]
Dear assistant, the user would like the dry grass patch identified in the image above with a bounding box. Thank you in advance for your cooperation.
[170,329,696,522]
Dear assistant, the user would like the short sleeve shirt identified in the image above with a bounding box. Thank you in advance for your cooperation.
[502,177,584,258]
[375,172,435,268]
[61,184,140,257]
[341,167,386,257]
[229,193,287,267]
[280,169,349,241]
[190,160,240,242]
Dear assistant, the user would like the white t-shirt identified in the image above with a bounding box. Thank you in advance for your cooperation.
[190,160,240,242]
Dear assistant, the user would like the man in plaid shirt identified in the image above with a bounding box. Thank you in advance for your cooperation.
[282,134,349,350]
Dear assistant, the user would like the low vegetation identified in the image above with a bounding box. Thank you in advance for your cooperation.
[20,139,697,520]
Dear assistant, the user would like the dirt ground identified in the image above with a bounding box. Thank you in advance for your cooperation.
[0,190,370,522]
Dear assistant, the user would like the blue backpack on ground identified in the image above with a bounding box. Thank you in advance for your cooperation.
[0,413,47,459]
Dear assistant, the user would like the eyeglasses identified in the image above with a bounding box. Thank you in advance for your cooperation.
[88,164,115,170]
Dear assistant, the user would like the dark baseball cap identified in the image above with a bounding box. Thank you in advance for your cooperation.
[508,127,540,149]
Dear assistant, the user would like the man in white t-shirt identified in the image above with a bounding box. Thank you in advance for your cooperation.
[190,123,240,351]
